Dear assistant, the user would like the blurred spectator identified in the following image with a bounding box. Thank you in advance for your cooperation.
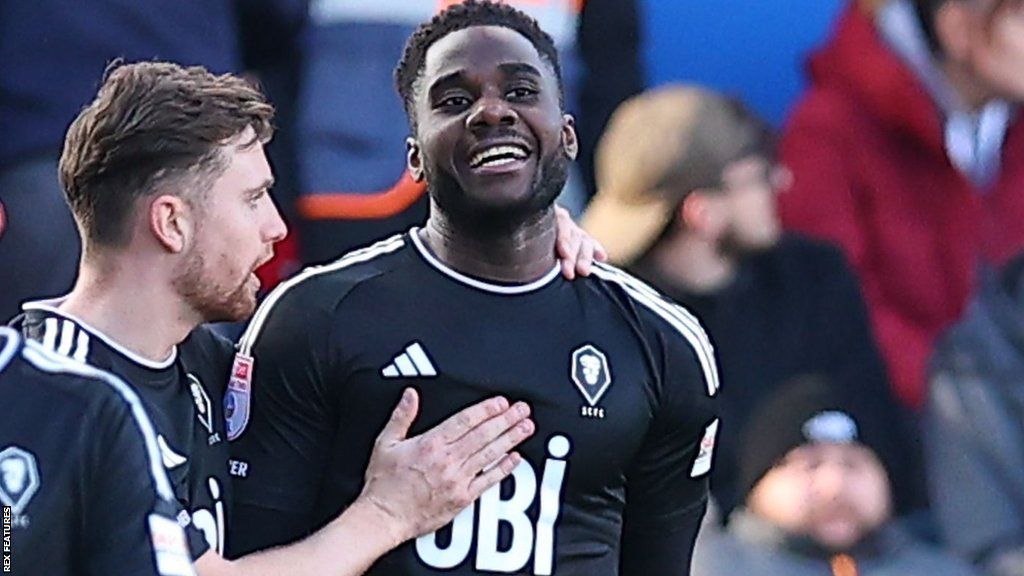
[693,375,980,576]
[779,0,1024,410]
[581,85,921,516]
[293,0,641,264]
[0,0,305,319]
[927,254,1024,576]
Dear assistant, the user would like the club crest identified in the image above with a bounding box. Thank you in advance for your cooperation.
[0,446,40,517]
[570,344,612,406]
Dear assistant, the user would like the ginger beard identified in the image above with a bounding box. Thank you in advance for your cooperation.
[172,225,263,323]
[168,132,280,324]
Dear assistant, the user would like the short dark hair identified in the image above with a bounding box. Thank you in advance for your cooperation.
[915,0,1021,54]
[59,61,274,247]
[394,0,563,131]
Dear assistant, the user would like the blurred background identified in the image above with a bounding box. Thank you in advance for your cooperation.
[4,1,1024,574]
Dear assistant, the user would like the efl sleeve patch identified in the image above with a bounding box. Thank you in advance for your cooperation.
[148,513,196,576]
[690,419,719,478]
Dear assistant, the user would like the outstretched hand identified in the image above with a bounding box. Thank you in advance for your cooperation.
[555,205,608,279]
[359,388,534,543]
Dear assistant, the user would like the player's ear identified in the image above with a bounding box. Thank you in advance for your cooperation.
[561,114,579,161]
[149,194,192,253]
[406,138,425,182]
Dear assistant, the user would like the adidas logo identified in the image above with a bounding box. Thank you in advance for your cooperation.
[381,342,438,378]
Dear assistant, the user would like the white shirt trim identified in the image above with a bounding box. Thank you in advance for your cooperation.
[410,227,561,295]
[21,299,177,369]
[238,234,407,356]
[0,327,20,371]
[19,340,176,501]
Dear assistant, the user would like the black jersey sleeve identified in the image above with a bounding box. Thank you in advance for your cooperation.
[620,313,720,575]
[80,368,194,575]
[228,284,342,555]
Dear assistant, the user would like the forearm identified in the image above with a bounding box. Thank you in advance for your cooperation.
[204,499,405,576]
[926,375,1024,565]
[620,501,706,575]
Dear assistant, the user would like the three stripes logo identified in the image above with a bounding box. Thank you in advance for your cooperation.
[39,317,90,362]
[381,342,438,378]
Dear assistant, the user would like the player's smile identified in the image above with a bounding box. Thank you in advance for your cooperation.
[465,137,533,176]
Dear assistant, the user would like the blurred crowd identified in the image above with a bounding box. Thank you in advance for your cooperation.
[3,0,1024,575]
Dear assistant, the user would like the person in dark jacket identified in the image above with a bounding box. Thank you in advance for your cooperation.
[927,253,1024,576]
[581,84,922,516]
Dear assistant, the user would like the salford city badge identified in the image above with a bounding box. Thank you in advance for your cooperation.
[570,344,612,408]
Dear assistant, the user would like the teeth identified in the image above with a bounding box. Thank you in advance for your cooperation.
[481,157,517,168]
[471,145,528,167]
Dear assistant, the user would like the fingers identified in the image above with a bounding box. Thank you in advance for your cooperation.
[553,205,605,279]
[559,233,582,280]
[594,239,608,263]
[467,452,523,498]
[448,401,531,459]
[375,388,419,445]
[450,399,528,457]
[432,396,510,445]
[554,206,582,281]
[575,239,595,277]
[460,416,534,476]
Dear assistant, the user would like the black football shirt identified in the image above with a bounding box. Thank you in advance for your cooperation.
[229,231,721,575]
[16,301,233,561]
[0,327,193,576]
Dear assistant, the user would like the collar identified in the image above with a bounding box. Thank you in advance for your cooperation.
[409,227,561,295]
[21,297,178,369]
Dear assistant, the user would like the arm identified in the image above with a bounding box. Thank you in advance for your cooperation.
[620,310,721,575]
[228,292,339,554]
[621,493,707,573]
[200,389,532,576]
[925,371,1024,575]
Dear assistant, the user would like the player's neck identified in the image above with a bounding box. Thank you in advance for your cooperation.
[635,234,736,296]
[59,254,198,363]
[421,203,558,284]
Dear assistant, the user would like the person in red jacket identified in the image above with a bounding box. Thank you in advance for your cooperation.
[779,0,1024,409]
